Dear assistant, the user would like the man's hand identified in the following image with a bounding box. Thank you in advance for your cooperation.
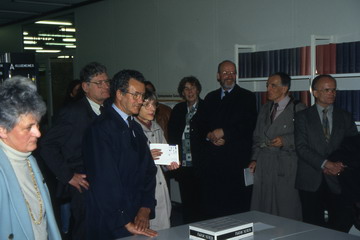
[68,173,89,193]
[323,161,344,176]
[212,128,224,140]
[125,222,158,237]
[212,138,225,146]
[248,160,257,173]
[134,207,151,231]
[270,136,283,147]
[207,128,224,142]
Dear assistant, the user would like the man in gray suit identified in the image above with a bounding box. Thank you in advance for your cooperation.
[249,72,306,221]
[295,74,358,232]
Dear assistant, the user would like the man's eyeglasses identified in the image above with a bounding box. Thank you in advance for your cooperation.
[316,88,337,94]
[124,91,145,100]
[221,71,236,76]
[266,83,282,89]
[89,80,110,88]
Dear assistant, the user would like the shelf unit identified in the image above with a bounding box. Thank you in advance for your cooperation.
[235,35,360,127]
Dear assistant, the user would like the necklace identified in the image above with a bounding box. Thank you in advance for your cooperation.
[23,158,43,225]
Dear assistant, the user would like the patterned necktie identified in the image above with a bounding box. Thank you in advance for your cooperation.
[181,106,196,167]
[270,103,279,123]
[322,108,330,142]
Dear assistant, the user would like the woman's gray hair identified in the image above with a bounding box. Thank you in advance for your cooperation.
[0,76,46,131]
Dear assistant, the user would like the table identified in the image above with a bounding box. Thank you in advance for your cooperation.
[118,211,359,239]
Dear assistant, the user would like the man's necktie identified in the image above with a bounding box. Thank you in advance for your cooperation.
[270,103,279,123]
[223,90,229,100]
[127,116,137,147]
[99,105,105,114]
[322,108,330,142]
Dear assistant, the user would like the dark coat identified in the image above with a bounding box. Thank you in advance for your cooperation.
[295,105,358,194]
[328,134,360,202]
[200,84,257,217]
[40,97,96,187]
[167,99,205,169]
[83,106,157,240]
[201,84,257,174]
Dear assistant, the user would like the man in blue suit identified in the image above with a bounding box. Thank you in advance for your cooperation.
[40,62,110,239]
[83,70,158,239]
[295,74,358,232]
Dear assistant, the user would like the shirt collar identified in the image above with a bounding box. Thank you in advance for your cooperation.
[112,103,131,125]
[316,103,333,114]
[187,100,198,112]
[221,87,234,99]
[276,95,291,109]
[86,97,102,116]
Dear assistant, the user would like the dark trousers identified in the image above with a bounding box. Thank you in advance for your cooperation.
[200,169,251,220]
[299,179,353,232]
[176,167,204,224]
[69,187,86,240]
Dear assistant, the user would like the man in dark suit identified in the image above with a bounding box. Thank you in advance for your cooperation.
[40,62,110,239]
[295,74,358,232]
[200,60,257,219]
[83,69,158,239]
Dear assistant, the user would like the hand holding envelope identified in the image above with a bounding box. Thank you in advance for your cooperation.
[149,144,180,165]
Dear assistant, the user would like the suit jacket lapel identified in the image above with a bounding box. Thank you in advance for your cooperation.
[330,107,340,141]
[83,97,97,119]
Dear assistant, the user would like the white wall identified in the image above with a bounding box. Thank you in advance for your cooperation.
[71,0,360,96]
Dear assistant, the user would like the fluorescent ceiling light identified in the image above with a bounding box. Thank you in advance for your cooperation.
[38,33,73,38]
[24,47,43,50]
[45,42,74,46]
[35,20,72,26]
[65,45,76,48]
[36,49,61,53]
[24,41,37,44]
[23,31,29,35]
[62,38,76,42]
[59,28,76,32]
[24,36,54,41]
[58,55,74,59]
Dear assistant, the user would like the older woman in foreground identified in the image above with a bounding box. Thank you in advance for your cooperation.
[0,76,61,240]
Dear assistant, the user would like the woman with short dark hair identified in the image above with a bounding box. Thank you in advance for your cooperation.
[168,76,205,223]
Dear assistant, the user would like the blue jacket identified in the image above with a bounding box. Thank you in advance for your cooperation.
[0,149,61,240]
[83,106,157,239]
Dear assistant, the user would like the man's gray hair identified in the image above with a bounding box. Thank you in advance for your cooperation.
[0,76,46,131]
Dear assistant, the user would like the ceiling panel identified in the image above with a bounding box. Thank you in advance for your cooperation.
[0,0,102,27]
